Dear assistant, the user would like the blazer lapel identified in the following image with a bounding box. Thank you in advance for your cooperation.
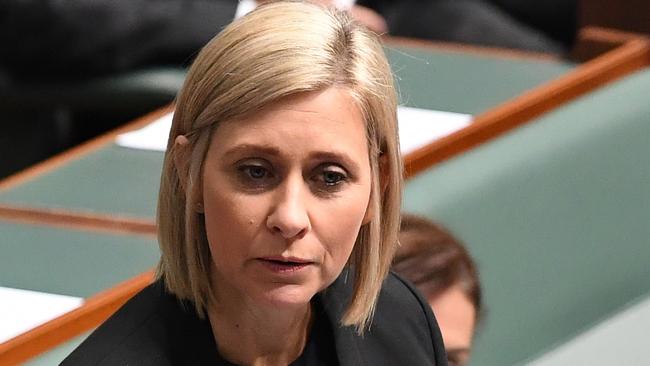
[319,269,366,366]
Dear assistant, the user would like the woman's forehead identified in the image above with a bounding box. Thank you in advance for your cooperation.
[207,88,369,156]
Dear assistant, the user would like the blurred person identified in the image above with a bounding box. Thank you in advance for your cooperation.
[490,0,578,50]
[1,0,239,81]
[358,0,570,54]
[0,0,387,82]
[1,0,572,84]
[393,213,483,366]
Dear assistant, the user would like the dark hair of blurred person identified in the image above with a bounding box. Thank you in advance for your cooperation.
[393,213,483,366]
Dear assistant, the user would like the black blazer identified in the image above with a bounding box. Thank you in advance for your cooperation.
[62,271,447,365]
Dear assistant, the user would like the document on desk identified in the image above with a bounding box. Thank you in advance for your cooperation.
[115,107,472,154]
[0,286,83,343]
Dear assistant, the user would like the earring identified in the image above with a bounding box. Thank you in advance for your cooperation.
[195,202,204,213]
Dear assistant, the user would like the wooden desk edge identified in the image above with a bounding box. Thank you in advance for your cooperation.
[0,204,157,237]
[0,271,156,366]
[571,26,650,61]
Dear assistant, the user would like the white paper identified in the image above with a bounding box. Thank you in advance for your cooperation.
[0,287,83,343]
[115,112,173,152]
[115,107,471,154]
[397,106,471,155]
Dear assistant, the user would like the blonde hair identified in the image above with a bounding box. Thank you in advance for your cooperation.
[157,0,402,333]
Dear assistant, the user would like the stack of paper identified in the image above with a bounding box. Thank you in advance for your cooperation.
[0,286,83,343]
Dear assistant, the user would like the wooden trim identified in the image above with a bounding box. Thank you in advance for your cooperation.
[0,204,156,237]
[0,271,155,366]
[571,26,649,61]
[578,0,650,36]
[383,35,561,62]
[580,27,647,45]
[403,38,650,178]
[0,105,174,192]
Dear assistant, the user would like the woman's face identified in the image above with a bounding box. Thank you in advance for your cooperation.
[201,87,373,309]
[429,285,476,366]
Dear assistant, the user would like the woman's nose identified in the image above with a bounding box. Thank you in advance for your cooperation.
[266,178,311,240]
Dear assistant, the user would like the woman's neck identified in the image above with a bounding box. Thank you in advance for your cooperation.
[207,294,313,366]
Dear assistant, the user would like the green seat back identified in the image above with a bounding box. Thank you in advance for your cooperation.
[403,69,650,366]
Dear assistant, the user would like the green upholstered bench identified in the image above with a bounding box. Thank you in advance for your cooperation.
[403,68,650,366]
[527,292,650,365]
[0,145,165,219]
[24,333,90,366]
[385,46,573,114]
[0,221,159,298]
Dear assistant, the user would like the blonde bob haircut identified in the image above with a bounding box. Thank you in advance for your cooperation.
[157,0,402,333]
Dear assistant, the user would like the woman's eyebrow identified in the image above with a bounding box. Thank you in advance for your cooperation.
[222,144,281,159]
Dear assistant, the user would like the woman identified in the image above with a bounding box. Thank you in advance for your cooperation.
[393,214,483,366]
[63,2,446,365]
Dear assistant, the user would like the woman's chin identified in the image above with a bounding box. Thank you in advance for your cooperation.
[254,284,316,309]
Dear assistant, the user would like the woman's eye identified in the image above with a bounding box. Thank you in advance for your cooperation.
[322,170,346,185]
[236,163,275,188]
[312,165,348,191]
[245,165,268,179]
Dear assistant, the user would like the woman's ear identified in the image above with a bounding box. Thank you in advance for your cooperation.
[174,135,206,213]
[362,154,388,225]
[173,135,190,191]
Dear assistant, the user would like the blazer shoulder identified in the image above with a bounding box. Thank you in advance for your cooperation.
[61,281,187,366]
[363,271,448,365]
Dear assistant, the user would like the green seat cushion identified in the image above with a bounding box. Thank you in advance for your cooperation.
[0,221,159,298]
[0,145,164,219]
[385,46,573,114]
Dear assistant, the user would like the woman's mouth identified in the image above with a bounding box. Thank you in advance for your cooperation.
[257,256,314,273]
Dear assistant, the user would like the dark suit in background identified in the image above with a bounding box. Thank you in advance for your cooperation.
[0,0,238,178]
[1,0,238,81]
[358,0,576,54]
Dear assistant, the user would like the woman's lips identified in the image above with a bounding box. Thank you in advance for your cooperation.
[257,256,314,273]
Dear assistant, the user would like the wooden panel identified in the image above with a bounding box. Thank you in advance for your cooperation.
[0,204,156,237]
[579,0,650,34]
[572,26,649,61]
